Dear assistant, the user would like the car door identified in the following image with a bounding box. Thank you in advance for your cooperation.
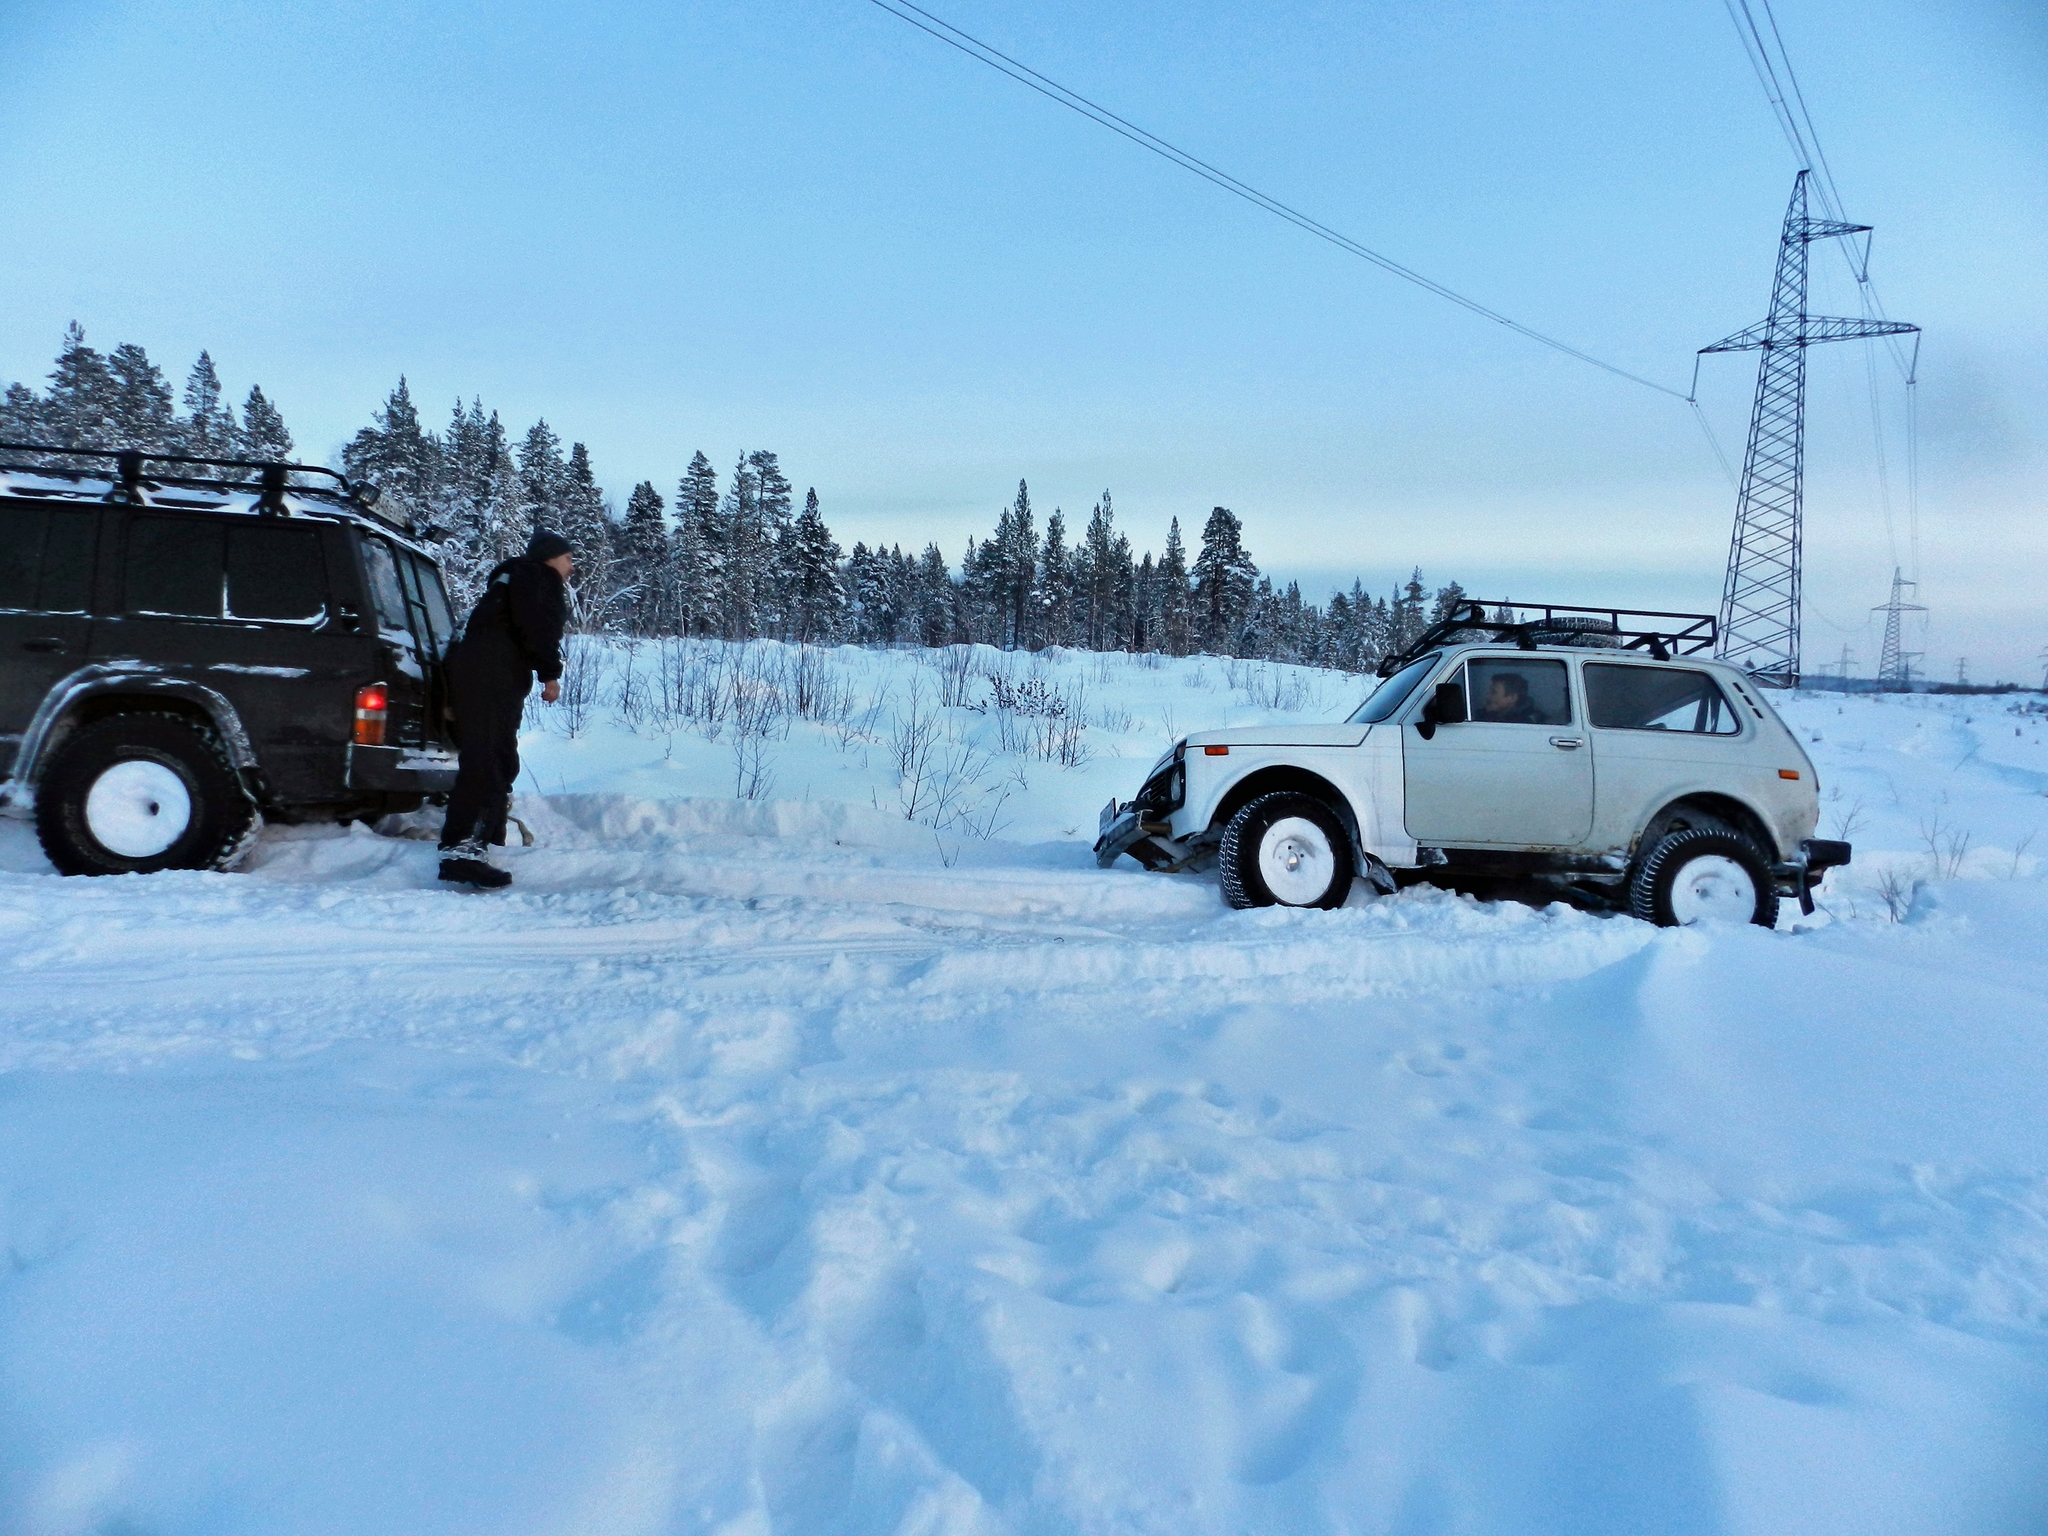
[1402,653,1593,847]
[0,500,100,775]
[1581,661,1749,851]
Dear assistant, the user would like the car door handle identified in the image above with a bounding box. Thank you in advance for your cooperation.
[1549,736,1583,749]
[21,637,67,654]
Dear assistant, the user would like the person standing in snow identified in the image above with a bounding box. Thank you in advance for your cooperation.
[436,531,573,888]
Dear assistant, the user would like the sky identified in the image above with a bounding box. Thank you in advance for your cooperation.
[1,0,2042,678]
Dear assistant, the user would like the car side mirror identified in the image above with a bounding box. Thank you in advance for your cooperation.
[1416,681,1466,740]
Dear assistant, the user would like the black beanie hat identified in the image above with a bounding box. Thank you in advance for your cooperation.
[527,531,573,563]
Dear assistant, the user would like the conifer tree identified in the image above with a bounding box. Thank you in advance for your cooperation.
[44,323,118,449]
[718,454,765,639]
[998,480,1037,649]
[1192,505,1258,654]
[673,451,721,637]
[1158,517,1191,655]
[0,382,39,446]
[106,343,176,451]
[914,544,952,646]
[238,385,293,462]
[784,487,845,644]
[344,378,441,523]
[619,481,670,635]
[1081,493,1123,650]
[558,442,613,626]
[1038,508,1072,648]
[180,353,238,465]
[516,421,567,545]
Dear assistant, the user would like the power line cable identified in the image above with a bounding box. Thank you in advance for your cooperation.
[863,0,1694,400]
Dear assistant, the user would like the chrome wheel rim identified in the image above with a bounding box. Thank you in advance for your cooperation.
[1669,853,1757,926]
[84,759,193,859]
[1258,816,1334,905]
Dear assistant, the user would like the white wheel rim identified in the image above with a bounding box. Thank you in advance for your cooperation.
[1668,853,1758,926]
[1258,816,1335,905]
[84,759,193,859]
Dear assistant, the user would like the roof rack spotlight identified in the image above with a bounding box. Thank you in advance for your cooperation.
[1376,599,1717,676]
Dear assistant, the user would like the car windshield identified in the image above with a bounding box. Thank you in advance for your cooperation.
[1347,652,1441,724]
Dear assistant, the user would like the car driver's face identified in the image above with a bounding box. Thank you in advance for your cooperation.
[1486,681,1515,713]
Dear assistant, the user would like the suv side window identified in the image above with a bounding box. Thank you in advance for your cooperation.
[226,524,325,622]
[126,516,224,617]
[0,504,97,613]
[1585,664,1740,734]
[124,516,327,622]
[1465,657,1571,725]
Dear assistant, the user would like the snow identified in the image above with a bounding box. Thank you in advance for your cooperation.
[3,643,2046,1535]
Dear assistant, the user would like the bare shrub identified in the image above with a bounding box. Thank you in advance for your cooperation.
[934,645,979,708]
[549,636,601,737]
[1918,813,1972,879]
[1876,867,1915,922]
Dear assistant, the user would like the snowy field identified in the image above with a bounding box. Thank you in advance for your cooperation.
[4,642,2047,1536]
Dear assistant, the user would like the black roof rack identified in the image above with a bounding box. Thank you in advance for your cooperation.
[0,440,407,532]
[1376,599,1717,676]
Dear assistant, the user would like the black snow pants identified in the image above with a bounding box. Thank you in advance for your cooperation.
[438,673,528,855]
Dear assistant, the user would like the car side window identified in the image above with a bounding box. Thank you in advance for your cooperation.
[1585,664,1740,734]
[361,538,413,636]
[1466,657,1571,725]
[126,516,225,617]
[0,504,98,613]
[226,524,325,622]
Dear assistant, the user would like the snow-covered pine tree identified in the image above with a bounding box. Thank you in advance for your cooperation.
[718,454,763,639]
[619,481,670,635]
[431,399,517,609]
[1000,480,1037,649]
[1131,552,1157,653]
[1037,508,1072,649]
[558,443,614,629]
[670,451,720,638]
[1158,516,1191,656]
[179,353,239,467]
[914,544,952,647]
[238,385,293,463]
[343,378,441,526]
[1429,580,1468,625]
[746,450,793,635]
[43,324,119,450]
[784,487,845,644]
[1080,493,1122,650]
[1192,505,1257,655]
[106,343,177,452]
[516,421,567,549]
[1,383,42,450]
[1391,569,1428,652]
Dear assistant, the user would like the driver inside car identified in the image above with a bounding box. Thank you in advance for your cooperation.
[1475,671,1542,724]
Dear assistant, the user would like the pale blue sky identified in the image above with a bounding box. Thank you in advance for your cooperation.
[2,0,2042,675]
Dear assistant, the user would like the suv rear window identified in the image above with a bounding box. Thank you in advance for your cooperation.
[1585,664,1740,734]
[0,503,97,613]
[125,515,327,622]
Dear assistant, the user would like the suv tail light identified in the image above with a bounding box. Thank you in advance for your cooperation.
[354,683,389,746]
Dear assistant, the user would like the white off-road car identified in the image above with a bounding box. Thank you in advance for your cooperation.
[1096,602,1850,926]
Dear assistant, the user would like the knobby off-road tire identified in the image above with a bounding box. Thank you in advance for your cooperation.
[1628,826,1779,929]
[1220,791,1355,910]
[35,713,257,877]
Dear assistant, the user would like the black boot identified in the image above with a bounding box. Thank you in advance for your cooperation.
[439,855,512,889]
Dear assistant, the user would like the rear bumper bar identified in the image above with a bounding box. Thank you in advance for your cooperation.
[348,742,459,795]
[1771,838,1853,916]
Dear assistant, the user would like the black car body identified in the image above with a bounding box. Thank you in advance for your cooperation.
[0,444,459,874]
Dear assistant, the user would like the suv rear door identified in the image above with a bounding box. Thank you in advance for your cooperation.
[1402,653,1594,847]
[355,534,454,749]
[0,499,100,774]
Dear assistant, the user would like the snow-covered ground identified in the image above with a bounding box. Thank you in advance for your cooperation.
[4,643,2047,1536]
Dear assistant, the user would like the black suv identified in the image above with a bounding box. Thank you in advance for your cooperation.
[0,443,459,875]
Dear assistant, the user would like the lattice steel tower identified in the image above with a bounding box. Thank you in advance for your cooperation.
[1873,567,1925,690]
[1702,172,1917,687]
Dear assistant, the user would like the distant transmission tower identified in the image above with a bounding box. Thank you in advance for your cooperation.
[1873,567,1925,690]
[1702,172,1918,688]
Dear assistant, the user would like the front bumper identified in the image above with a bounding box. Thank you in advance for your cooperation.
[1095,800,1180,869]
[348,742,459,795]
[1771,837,1853,916]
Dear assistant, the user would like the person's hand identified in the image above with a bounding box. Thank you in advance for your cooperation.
[542,679,561,703]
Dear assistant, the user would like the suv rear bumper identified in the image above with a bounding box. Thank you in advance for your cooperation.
[348,743,459,795]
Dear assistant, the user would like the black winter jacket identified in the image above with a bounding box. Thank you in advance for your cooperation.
[451,557,567,690]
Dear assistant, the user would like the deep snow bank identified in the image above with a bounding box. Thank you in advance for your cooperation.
[3,649,2047,1536]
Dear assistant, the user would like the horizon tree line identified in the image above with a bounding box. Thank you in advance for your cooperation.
[1,325,1472,671]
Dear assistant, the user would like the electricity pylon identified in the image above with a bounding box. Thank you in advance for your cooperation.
[1702,172,1918,688]
[1873,567,1925,690]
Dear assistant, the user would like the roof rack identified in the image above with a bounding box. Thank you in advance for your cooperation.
[1376,599,1717,677]
[0,440,407,532]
